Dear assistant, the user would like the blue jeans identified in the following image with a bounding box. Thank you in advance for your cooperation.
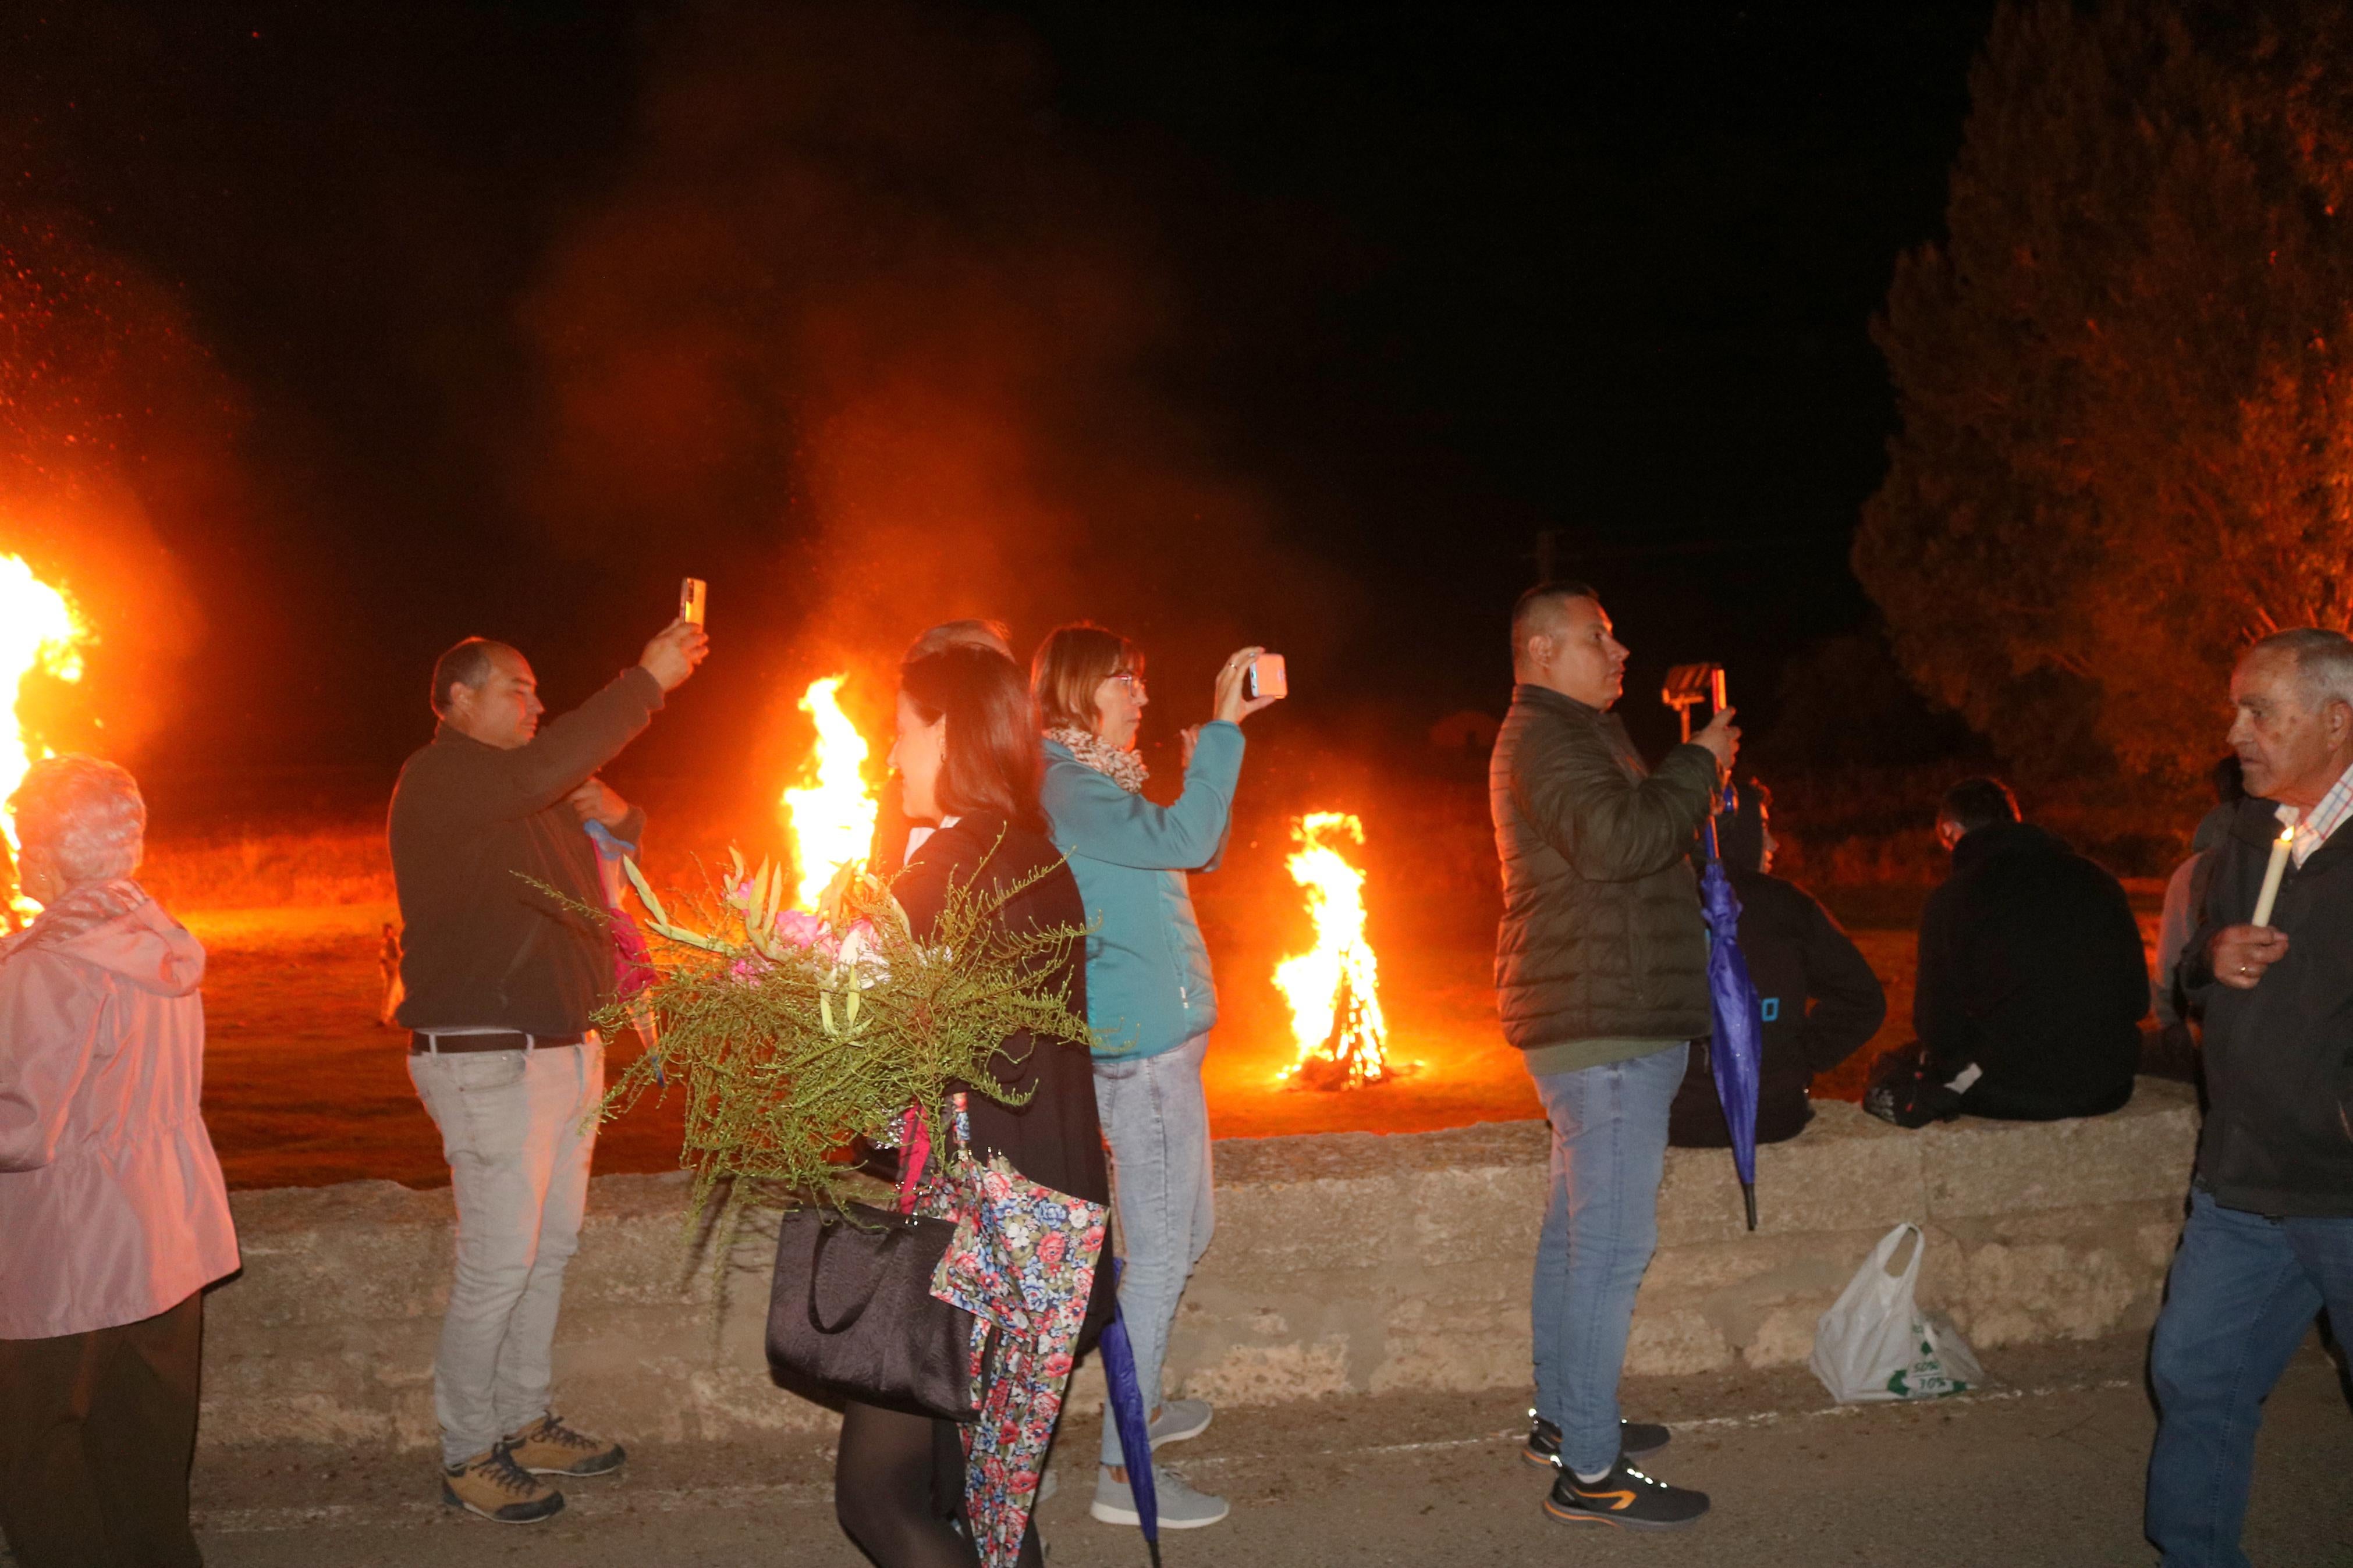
[2146,1187,2353,1567]
[1092,1034,1215,1467]
[1528,1043,1688,1477]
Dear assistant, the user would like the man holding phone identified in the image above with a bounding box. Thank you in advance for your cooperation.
[1491,581,1734,1532]
[389,612,707,1524]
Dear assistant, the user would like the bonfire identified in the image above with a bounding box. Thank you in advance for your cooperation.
[1276,811,1408,1090]
[1,555,90,923]
[778,674,880,910]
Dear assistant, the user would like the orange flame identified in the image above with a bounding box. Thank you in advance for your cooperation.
[1,555,90,919]
[779,674,879,911]
[1275,811,1397,1089]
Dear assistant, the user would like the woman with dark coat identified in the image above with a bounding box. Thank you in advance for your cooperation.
[1669,780,1888,1147]
[831,645,1112,1568]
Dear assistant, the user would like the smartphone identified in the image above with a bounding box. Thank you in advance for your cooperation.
[679,577,707,627]
[1247,653,1288,701]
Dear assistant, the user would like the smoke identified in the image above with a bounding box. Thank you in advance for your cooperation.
[511,1,1348,721]
[0,209,222,763]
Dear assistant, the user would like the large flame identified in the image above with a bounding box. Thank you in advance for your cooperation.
[1275,811,1397,1090]
[1,555,90,920]
[779,675,879,911]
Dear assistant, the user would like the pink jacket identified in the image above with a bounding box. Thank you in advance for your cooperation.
[0,880,240,1339]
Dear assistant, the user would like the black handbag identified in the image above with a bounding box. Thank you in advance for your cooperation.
[1861,1040,1968,1129]
[765,1201,978,1421]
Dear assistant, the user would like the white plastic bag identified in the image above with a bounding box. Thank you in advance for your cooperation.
[1809,1222,1985,1403]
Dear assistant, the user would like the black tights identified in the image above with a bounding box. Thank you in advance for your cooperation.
[834,1402,1044,1568]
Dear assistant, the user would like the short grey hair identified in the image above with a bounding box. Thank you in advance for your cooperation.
[8,755,147,887]
[2251,628,2353,712]
[904,618,1013,662]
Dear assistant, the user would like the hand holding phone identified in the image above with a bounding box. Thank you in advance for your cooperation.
[1214,646,1286,724]
[641,612,711,692]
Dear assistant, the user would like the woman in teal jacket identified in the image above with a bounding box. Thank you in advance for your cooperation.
[1031,626,1280,1532]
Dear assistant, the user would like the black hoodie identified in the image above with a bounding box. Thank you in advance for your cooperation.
[1914,820,2148,1122]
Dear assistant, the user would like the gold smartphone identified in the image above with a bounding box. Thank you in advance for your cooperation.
[680,577,707,627]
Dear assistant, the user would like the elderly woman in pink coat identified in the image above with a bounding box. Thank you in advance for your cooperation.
[0,757,239,1568]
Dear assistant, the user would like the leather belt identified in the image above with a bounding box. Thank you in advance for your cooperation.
[409,1031,584,1056]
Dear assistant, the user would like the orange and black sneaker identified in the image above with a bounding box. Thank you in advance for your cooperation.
[1543,1458,1709,1530]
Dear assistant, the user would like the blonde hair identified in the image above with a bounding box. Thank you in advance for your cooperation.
[1030,623,1144,736]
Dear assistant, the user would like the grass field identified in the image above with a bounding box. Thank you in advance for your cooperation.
[142,769,2165,1190]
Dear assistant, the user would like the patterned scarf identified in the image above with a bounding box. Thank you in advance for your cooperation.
[1046,727,1148,795]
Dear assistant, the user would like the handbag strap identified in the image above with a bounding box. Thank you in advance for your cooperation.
[895,1093,975,1216]
[808,1214,908,1334]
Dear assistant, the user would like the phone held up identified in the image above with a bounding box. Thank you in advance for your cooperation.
[1246,652,1288,701]
[679,577,708,627]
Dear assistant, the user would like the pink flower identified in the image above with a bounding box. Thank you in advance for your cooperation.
[771,909,839,958]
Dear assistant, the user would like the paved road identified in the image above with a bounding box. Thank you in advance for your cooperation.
[183,1335,2348,1567]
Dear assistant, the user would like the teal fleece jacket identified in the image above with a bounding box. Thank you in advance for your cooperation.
[1041,723,1245,1059]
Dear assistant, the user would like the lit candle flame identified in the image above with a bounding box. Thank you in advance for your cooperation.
[1,554,89,919]
[1275,811,1396,1089]
[779,675,879,911]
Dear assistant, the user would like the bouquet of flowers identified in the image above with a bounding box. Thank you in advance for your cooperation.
[592,847,1095,1247]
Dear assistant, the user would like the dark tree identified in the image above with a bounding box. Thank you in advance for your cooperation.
[1859,0,2353,782]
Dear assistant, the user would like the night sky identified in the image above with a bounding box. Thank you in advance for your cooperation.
[3,2,1994,809]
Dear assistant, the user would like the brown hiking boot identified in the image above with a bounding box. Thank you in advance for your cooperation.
[505,1413,627,1477]
[442,1443,565,1524]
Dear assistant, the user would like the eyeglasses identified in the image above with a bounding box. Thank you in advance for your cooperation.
[1107,673,1147,696]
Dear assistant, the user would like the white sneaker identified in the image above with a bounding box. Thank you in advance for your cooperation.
[1148,1398,1213,1446]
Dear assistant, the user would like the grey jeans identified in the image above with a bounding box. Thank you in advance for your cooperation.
[407,1040,603,1466]
[1092,1033,1215,1467]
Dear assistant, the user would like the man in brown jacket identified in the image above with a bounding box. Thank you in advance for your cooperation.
[1491,581,1733,1533]
[389,616,705,1523]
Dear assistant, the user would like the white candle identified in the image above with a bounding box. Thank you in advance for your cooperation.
[2251,824,2294,928]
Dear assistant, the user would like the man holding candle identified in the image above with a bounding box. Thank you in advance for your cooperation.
[2147,628,2353,1568]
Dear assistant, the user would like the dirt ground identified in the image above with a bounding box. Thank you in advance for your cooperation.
[180,1333,2352,1566]
[184,902,1945,1190]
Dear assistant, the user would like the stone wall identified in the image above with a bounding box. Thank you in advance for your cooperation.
[200,1081,2199,1449]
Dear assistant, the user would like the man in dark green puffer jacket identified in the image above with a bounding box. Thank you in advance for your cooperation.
[1490,581,1736,1533]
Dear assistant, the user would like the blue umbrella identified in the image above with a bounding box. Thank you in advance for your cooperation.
[1699,781,1765,1231]
[1096,1260,1161,1567]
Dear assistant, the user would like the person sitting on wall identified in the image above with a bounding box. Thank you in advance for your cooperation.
[1667,778,1886,1147]
[1864,776,2149,1127]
